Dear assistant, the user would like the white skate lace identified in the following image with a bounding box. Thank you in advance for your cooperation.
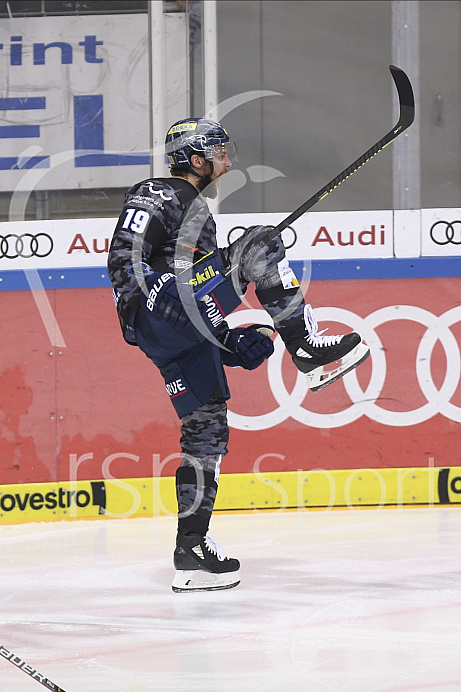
[204,536,226,562]
[303,304,343,348]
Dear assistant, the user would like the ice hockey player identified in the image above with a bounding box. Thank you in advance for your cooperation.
[107,118,369,592]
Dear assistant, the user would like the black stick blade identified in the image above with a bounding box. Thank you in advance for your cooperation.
[389,64,415,130]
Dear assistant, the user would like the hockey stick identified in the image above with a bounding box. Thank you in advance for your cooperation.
[0,644,68,691]
[195,64,414,300]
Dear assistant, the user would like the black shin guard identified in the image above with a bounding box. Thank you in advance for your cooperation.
[255,284,306,343]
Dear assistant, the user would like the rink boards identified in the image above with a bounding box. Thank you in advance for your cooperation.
[0,233,461,523]
[0,465,461,524]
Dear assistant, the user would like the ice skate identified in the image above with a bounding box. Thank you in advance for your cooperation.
[172,533,240,593]
[287,304,370,392]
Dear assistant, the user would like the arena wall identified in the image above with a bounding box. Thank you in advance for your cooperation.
[1,213,460,522]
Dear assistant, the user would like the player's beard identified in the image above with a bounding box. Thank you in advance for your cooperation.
[200,176,218,198]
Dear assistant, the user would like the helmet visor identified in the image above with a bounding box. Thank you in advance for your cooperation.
[204,141,238,163]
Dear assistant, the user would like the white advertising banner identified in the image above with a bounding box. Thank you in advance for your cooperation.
[0,14,187,192]
[0,209,394,273]
[0,217,114,270]
[215,210,394,260]
[1,208,461,278]
[421,208,461,257]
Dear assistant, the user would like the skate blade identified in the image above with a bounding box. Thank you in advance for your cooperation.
[172,569,240,593]
[307,342,370,392]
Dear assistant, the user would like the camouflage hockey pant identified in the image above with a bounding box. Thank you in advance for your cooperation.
[135,226,307,535]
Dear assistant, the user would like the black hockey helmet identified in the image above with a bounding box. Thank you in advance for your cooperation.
[165,117,237,170]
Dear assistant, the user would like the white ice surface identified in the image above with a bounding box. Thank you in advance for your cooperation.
[1,508,461,692]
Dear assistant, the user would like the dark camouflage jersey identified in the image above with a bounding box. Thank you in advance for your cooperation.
[107,177,217,345]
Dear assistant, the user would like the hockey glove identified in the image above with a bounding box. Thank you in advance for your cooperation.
[220,324,275,370]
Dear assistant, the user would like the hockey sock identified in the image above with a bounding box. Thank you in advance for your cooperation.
[176,464,218,536]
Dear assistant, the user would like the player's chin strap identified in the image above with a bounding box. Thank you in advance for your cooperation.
[186,159,213,184]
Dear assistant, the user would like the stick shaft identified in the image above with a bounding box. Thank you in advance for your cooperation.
[195,64,414,299]
[0,645,67,692]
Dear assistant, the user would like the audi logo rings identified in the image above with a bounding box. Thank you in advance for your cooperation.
[430,220,461,245]
[225,305,461,431]
[0,233,54,259]
[226,225,297,250]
